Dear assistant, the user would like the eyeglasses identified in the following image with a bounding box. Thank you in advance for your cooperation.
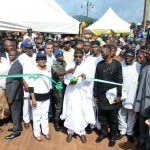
[36,43,42,44]
[74,55,82,58]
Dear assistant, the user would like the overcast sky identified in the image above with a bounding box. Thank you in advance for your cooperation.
[55,0,146,23]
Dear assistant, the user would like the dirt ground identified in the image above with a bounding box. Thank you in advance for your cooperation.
[0,123,137,150]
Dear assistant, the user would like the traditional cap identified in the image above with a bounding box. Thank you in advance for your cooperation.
[97,37,103,43]
[74,37,84,42]
[124,49,135,55]
[96,38,106,46]
[63,38,71,44]
[91,40,100,46]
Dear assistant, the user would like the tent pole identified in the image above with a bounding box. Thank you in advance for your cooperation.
[143,0,150,31]
[79,22,83,37]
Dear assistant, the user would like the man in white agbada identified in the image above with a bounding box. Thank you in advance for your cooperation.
[18,41,36,129]
[0,55,10,88]
[0,54,10,123]
[84,41,103,133]
[118,50,141,142]
[60,49,95,143]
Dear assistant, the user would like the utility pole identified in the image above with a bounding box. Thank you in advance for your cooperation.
[81,1,94,20]
[86,1,89,19]
[143,0,150,30]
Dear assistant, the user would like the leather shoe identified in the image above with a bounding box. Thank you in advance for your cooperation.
[85,125,93,134]
[117,133,124,140]
[5,133,21,140]
[108,138,116,147]
[66,134,72,142]
[95,135,107,143]
[127,135,134,143]
[54,124,61,132]
[24,123,30,129]
[48,117,53,123]
[80,135,87,143]
[35,136,42,141]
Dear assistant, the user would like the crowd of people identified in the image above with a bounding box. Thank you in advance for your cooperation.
[0,21,150,150]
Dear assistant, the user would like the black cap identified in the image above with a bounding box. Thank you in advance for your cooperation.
[36,50,46,58]
[91,40,100,46]
[124,49,135,55]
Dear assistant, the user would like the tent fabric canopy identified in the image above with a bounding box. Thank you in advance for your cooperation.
[0,0,80,34]
[86,8,130,35]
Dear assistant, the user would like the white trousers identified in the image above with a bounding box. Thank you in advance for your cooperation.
[67,129,85,136]
[118,107,136,135]
[23,94,32,123]
[32,99,50,137]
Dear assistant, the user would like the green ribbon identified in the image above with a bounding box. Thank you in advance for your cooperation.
[0,74,123,89]
[0,74,63,90]
[87,77,123,86]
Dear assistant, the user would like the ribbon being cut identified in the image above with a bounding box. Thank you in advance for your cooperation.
[0,74,63,90]
[0,74,123,90]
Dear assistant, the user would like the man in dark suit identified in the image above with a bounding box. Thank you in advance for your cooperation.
[5,50,23,140]
[94,44,123,147]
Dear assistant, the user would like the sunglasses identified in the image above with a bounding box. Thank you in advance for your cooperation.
[37,57,46,60]
[74,55,82,58]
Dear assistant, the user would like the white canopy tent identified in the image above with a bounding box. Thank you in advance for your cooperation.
[0,0,80,34]
[86,8,130,35]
